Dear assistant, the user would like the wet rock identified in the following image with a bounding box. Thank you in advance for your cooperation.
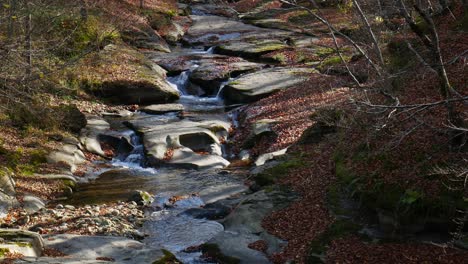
[140,103,185,115]
[0,229,44,258]
[128,190,154,206]
[101,109,133,118]
[168,148,230,170]
[127,117,231,170]
[183,202,231,220]
[222,68,315,104]
[38,234,164,264]
[208,190,295,263]
[189,60,264,95]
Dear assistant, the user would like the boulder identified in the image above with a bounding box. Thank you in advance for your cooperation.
[189,60,264,95]
[121,27,170,52]
[79,115,110,157]
[208,190,296,263]
[75,44,179,105]
[128,190,154,206]
[222,67,314,104]
[127,115,231,170]
[0,169,18,218]
[47,142,86,172]
[254,148,288,166]
[244,119,278,148]
[0,229,44,258]
[215,39,289,59]
[30,234,165,264]
[23,195,45,214]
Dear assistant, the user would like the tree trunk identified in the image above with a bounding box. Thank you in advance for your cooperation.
[140,0,144,8]
[80,0,88,21]
[8,0,17,41]
[25,12,32,75]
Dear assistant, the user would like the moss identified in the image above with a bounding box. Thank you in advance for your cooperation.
[0,248,10,258]
[320,55,351,68]
[306,219,360,263]
[201,243,240,264]
[254,157,306,186]
[30,149,48,165]
[316,47,335,57]
[252,41,288,53]
[152,249,180,264]
[54,15,119,59]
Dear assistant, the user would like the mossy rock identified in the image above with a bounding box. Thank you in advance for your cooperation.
[72,44,179,105]
[254,157,305,186]
[152,249,181,264]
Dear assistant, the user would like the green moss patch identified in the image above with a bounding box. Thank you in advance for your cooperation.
[152,249,181,264]
[254,157,306,186]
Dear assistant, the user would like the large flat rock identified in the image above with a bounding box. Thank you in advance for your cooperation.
[222,67,315,104]
[19,234,164,264]
[126,114,231,170]
[75,44,179,105]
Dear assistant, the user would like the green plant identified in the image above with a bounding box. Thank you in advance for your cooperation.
[255,157,306,186]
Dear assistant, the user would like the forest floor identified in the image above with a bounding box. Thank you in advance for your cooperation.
[0,0,467,263]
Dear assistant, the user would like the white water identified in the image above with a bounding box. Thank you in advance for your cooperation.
[110,130,158,174]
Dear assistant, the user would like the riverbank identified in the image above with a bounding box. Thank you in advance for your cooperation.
[0,0,467,263]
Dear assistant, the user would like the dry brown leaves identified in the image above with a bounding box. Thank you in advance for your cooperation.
[327,236,468,263]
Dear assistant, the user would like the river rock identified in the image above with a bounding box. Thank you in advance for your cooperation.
[189,60,264,95]
[0,229,44,258]
[222,67,314,104]
[122,27,171,52]
[0,169,18,218]
[254,148,289,166]
[127,116,231,170]
[183,15,259,45]
[183,202,232,220]
[29,234,165,264]
[208,190,295,263]
[23,195,45,214]
[168,147,230,170]
[75,44,179,105]
[244,119,278,148]
[47,142,86,172]
[79,115,110,157]
[140,103,185,115]
[215,39,289,59]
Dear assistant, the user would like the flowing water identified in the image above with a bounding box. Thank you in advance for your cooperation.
[67,43,247,262]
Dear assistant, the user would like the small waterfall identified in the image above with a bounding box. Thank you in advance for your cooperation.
[215,78,232,99]
[168,71,190,95]
[111,130,157,174]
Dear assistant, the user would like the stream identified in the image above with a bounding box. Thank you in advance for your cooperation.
[66,44,250,263]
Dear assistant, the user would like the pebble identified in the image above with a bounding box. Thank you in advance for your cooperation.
[64,205,76,210]
[56,204,64,209]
